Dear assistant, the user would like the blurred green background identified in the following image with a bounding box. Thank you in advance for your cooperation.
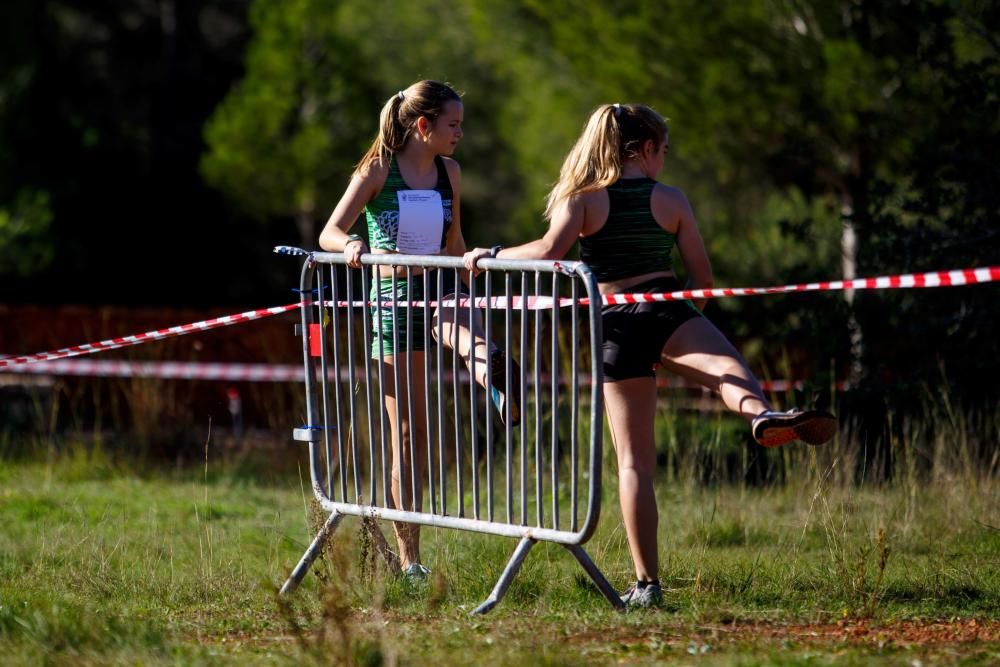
[1,0,997,468]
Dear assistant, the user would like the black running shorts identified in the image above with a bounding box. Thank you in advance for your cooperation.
[601,276,703,381]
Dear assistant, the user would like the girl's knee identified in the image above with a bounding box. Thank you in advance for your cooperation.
[619,462,656,484]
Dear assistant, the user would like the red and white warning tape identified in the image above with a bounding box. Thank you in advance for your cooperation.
[0,359,303,382]
[594,266,1000,306]
[0,303,299,369]
[0,357,842,392]
[343,266,1000,309]
[1,266,996,369]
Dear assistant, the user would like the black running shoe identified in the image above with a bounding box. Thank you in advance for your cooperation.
[488,349,521,427]
[751,409,837,447]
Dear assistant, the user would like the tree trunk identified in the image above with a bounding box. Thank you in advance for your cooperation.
[840,196,863,389]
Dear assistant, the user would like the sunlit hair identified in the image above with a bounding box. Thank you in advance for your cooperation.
[353,80,462,177]
[544,104,668,221]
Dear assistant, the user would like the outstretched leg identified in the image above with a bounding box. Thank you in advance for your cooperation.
[659,317,770,421]
[660,317,836,446]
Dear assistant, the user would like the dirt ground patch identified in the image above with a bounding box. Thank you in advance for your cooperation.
[575,617,999,649]
[198,615,999,664]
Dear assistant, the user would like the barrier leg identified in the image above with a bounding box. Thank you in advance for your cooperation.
[471,536,536,615]
[362,517,401,572]
[279,510,345,595]
[564,544,626,610]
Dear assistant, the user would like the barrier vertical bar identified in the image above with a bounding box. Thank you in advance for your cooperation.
[375,268,390,508]
[570,279,579,532]
[484,269,494,522]
[329,265,348,502]
[405,266,417,512]
[504,272,514,526]
[390,269,405,512]
[519,271,528,526]
[534,271,543,528]
[423,270,436,515]
[345,267,361,503]
[453,267,464,518]
[469,271,480,520]
[361,266,377,506]
[581,261,604,546]
[550,272,559,530]
[315,267,335,498]
[436,269,447,515]
[298,259,320,444]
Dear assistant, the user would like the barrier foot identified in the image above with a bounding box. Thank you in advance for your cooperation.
[564,544,626,610]
[471,536,537,615]
[279,510,345,595]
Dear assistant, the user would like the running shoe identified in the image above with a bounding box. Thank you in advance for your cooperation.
[751,408,837,447]
[620,581,663,609]
[402,562,431,583]
[489,349,521,426]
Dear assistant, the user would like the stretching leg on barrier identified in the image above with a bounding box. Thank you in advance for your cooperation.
[434,302,521,426]
[466,103,838,608]
[658,317,770,421]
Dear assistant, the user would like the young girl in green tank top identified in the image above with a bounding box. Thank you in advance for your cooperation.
[318,81,520,581]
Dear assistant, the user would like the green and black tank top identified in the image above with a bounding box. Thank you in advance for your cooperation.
[364,155,454,252]
[579,177,675,282]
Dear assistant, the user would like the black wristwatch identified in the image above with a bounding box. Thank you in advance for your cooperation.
[489,245,503,258]
[345,233,364,248]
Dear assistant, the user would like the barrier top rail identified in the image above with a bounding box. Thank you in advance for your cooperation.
[310,249,582,275]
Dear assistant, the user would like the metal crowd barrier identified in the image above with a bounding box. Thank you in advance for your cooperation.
[280,251,623,613]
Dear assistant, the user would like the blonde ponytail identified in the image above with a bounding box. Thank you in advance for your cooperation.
[544,104,668,221]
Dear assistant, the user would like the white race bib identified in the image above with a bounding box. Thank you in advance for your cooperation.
[396,190,444,255]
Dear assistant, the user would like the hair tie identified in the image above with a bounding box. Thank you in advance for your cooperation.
[397,90,405,101]
[613,103,622,117]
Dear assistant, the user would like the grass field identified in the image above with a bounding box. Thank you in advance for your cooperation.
[1,447,998,665]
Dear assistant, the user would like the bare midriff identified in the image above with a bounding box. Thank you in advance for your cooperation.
[598,269,675,295]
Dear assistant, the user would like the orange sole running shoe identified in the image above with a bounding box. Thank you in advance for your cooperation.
[752,409,837,447]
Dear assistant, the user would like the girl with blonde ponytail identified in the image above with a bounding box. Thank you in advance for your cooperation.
[320,81,520,582]
[466,104,836,608]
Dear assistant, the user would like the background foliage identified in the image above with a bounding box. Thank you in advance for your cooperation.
[1,0,997,461]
